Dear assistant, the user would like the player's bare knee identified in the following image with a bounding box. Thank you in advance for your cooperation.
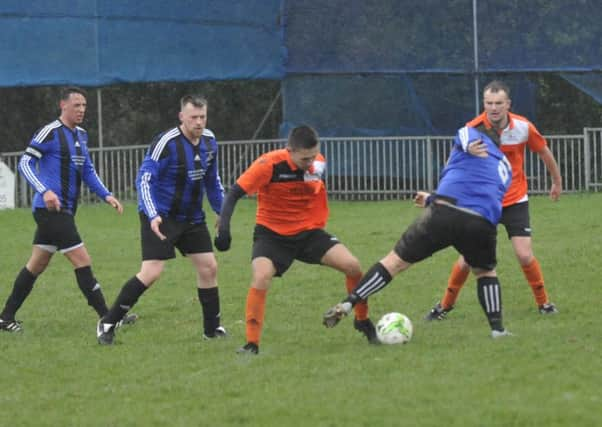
[26,254,52,275]
[26,261,48,276]
[251,271,273,290]
[457,257,470,271]
[28,257,50,273]
[197,262,218,282]
[343,256,362,277]
[64,247,92,268]
[515,252,533,266]
[138,261,164,285]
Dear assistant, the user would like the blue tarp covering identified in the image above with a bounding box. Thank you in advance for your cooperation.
[281,0,601,135]
[284,0,602,74]
[281,74,537,137]
[0,0,284,86]
[284,0,473,74]
[561,73,602,105]
[1,0,601,136]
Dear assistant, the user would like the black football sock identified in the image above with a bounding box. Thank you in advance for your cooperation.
[477,276,504,331]
[103,276,148,325]
[75,266,109,317]
[0,267,37,321]
[346,262,393,305]
[198,287,221,335]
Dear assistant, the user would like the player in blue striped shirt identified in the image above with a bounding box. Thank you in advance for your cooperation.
[323,125,514,339]
[0,87,135,333]
[97,95,226,344]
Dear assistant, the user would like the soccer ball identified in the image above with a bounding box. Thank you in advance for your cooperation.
[376,312,413,344]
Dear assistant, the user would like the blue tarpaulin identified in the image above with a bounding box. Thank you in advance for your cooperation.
[1,0,601,136]
[0,0,284,86]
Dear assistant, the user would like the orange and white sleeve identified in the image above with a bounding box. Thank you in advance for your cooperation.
[527,122,548,153]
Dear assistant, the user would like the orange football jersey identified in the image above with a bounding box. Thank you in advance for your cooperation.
[236,148,328,235]
[467,111,547,206]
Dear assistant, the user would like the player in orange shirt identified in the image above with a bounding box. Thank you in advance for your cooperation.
[425,80,562,320]
[214,125,374,354]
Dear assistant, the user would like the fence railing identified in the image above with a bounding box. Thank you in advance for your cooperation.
[2,128,601,208]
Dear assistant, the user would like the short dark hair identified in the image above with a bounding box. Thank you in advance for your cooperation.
[288,125,319,150]
[60,86,87,101]
[483,80,511,99]
[180,94,208,110]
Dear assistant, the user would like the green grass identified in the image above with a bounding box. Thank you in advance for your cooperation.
[1,194,600,427]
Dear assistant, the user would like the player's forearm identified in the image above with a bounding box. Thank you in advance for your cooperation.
[204,171,225,214]
[206,188,224,215]
[83,165,111,200]
[539,147,562,184]
[137,171,159,220]
[218,184,246,231]
[18,154,47,194]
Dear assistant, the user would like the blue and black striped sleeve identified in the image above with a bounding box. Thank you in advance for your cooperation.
[204,138,225,214]
[136,133,172,220]
[81,145,111,200]
[18,126,57,194]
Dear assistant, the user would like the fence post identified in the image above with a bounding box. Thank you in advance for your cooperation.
[584,127,591,191]
[20,174,28,207]
[97,88,105,180]
[426,135,433,191]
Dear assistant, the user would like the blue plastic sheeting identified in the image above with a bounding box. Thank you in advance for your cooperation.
[281,74,537,136]
[282,75,438,137]
[284,0,474,74]
[280,0,600,136]
[478,1,602,72]
[0,0,95,16]
[1,0,601,137]
[0,0,284,86]
[561,73,602,105]
[4,0,602,88]
[284,0,602,74]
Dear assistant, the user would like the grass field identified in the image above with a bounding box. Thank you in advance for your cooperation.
[0,194,600,427]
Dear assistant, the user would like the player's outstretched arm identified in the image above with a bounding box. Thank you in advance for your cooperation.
[538,146,562,201]
[414,191,430,208]
[467,139,488,158]
[105,195,123,214]
[214,184,247,251]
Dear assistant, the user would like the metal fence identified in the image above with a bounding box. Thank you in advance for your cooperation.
[2,128,602,208]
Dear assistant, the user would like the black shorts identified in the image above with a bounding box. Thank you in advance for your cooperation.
[252,225,340,277]
[33,209,83,253]
[394,203,498,271]
[499,201,531,238]
[140,212,213,261]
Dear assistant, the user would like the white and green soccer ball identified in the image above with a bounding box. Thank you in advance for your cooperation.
[376,312,413,344]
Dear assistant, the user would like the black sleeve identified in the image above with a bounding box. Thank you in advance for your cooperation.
[218,183,246,232]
